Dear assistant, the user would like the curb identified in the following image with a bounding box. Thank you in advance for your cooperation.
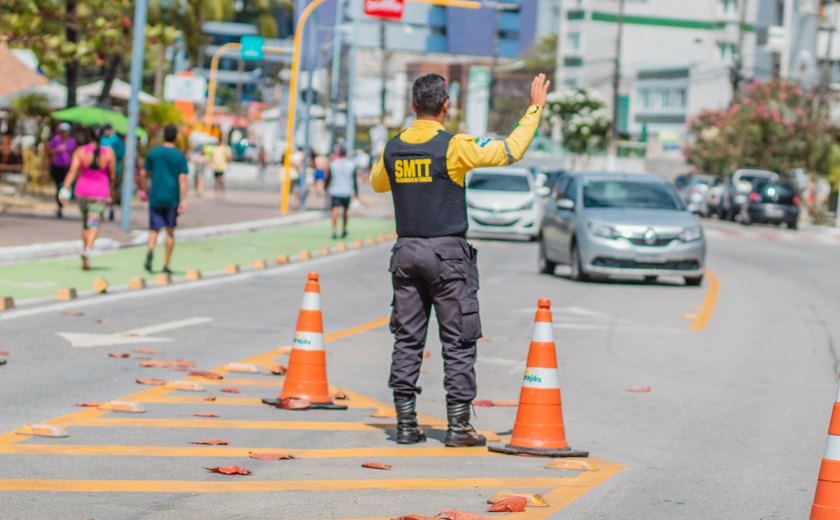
[0,211,325,265]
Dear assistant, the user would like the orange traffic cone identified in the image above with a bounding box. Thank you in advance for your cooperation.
[489,299,587,457]
[266,273,346,410]
[811,374,840,519]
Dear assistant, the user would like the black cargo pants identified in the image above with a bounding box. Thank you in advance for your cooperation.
[387,236,481,406]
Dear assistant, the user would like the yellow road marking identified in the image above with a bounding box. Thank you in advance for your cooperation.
[689,270,720,331]
[0,477,565,493]
[55,416,426,431]
[0,444,494,459]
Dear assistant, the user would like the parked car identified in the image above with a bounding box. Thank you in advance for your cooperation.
[676,174,714,214]
[739,179,800,228]
[702,177,727,218]
[466,167,542,240]
[721,169,779,220]
[539,172,707,286]
[533,167,565,193]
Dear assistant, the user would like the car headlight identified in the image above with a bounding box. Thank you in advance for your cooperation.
[679,226,703,242]
[589,222,617,239]
[467,201,482,210]
[517,200,535,211]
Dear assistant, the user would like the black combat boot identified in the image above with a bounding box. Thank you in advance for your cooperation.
[444,402,486,447]
[395,398,426,444]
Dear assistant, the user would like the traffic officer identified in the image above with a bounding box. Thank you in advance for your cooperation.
[370,73,550,446]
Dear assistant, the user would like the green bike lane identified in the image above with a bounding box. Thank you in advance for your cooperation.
[0,218,394,302]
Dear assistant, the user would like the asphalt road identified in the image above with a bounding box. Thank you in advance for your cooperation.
[1,219,839,519]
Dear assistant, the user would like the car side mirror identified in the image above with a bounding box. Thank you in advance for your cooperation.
[556,198,575,210]
[537,186,551,197]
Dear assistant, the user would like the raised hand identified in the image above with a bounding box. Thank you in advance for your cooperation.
[529,73,551,108]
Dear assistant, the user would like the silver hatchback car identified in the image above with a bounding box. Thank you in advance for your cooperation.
[538,172,707,286]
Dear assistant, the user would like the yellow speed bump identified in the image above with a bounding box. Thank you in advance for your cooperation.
[335,242,347,253]
[377,234,388,243]
[298,250,311,261]
[155,273,172,286]
[225,264,240,274]
[545,458,598,471]
[166,381,206,392]
[318,246,330,256]
[226,363,261,374]
[93,278,109,294]
[488,491,549,507]
[0,296,14,311]
[252,259,268,270]
[186,269,202,281]
[388,231,397,240]
[99,401,145,413]
[15,424,68,438]
[364,236,376,246]
[56,288,77,301]
[128,277,147,290]
[276,255,290,265]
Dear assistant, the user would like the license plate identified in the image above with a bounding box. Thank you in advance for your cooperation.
[635,253,666,264]
[765,207,784,218]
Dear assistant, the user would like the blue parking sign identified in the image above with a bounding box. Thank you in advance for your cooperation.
[240,36,264,61]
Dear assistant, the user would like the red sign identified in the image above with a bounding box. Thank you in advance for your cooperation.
[364,0,405,20]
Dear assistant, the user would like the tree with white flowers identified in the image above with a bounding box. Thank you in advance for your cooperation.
[545,89,612,155]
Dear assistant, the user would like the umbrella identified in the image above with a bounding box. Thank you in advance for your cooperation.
[51,106,147,138]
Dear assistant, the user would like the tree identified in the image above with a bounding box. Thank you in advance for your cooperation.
[1,0,133,107]
[546,89,611,155]
[685,79,833,177]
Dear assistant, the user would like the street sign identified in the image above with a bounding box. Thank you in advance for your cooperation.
[364,0,405,20]
[163,74,207,103]
[240,35,265,61]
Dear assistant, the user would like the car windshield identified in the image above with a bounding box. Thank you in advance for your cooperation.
[468,173,531,192]
[582,180,683,210]
[739,174,774,184]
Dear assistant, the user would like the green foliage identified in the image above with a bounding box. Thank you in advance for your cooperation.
[546,89,611,155]
[10,92,51,119]
[141,102,184,129]
[685,79,833,177]
[521,34,557,73]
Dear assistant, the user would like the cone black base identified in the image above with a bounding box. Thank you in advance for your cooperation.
[488,443,589,458]
[261,398,348,410]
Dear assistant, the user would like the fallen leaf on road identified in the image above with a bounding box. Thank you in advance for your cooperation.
[133,348,159,354]
[108,353,130,358]
[205,465,251,475]
[173,359,197,367]
[61,310,84,316]
[75,402,101,407]
[422,351,431,359]
[220,388,240,394]
[192,413,219,417]
[269,364,287,375]
[472,400,517,407]
[394,516,435,520]
[249,452,296,460]
[133,356,152,360]
[190,371,223,380]
[361,462,392,470]
[203,396,218,401]
[136,378,166,386]
[435,510,489,520]
[486,497,527,513]
[276,397,311,410]
[190,439,229,445]
[140,360,171,368]
[626,387,651,393]
[0,351,8,356]
[334,392,348,400]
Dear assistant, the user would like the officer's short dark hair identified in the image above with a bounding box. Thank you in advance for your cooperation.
[412,74,448,117]
[163,124,178,143]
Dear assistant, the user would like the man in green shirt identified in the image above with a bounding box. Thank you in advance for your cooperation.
[141,124,189,274]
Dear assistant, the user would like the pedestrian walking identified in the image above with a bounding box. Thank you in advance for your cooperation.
[140,124,189,274]
[211,140,232,198]
[370,73,550,446]
[49,122,77,218]
[100,123,125,221]
[59,125,116,271]
[325,146,358,239]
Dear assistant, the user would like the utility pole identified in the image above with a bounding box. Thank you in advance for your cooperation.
[328,0,346,150]
[608,0,626,161]
[379,21,388,124]
[731,0,750,101]
[120,0,148,232]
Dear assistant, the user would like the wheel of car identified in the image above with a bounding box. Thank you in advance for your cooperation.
[570,243,589,282]
[788,221,798,230]
[644,276,658,283]
[538,238,557,275]
[684,275,704,287]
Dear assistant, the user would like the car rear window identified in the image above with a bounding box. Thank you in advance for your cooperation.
[468,173,531,192]
[755,182,797,205]
[582,180,683,210]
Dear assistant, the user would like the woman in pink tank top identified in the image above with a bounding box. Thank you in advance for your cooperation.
[61,125,116,270]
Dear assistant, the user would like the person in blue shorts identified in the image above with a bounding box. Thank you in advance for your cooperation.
[141,124,189,274]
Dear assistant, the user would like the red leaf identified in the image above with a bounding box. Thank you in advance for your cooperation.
[472,400,517,407]
[133,348,159,354]
[136,378,166,386]
[190,439,229,445]
[190,371,223,380]
[173,367,191,372]
[204,396,218,401]
[276,397,311,410]
[205,465,251,475]
[192,413,219,417]
[626,387,652,393]
[269,364,287,375]
[487,497,527,513]
[334,392,348,400]
[108,353,130,358]
[361,462,392,470]
[435,510,490,520]
[140,360,171,368]
[0,351,9,356]
[249,452,296,460]
[220,387,240,394]
[75,402,101,407]
[173,359,196,367]
[422,351,431,359]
